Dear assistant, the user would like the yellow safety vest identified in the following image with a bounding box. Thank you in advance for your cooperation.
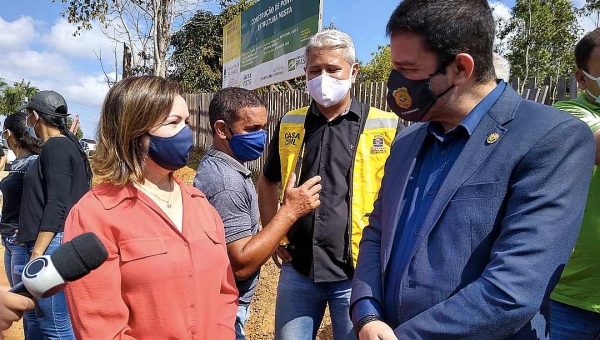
[278,105,398,267]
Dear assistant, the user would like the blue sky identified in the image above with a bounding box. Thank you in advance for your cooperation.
[0,0,591,137]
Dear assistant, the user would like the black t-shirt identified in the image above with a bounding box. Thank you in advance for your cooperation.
[0,147,5,157]
[18,137,90,243]
[263,99,367,282]
[0,155,37,237]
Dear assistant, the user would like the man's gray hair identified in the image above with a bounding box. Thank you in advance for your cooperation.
[305,29,356,65]
[493,54,511,82]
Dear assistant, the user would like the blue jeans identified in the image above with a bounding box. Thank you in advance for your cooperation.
[235,303,250,340]
[26,233,75,340]
[274,264,356,340]
[551,300,600,339]
[3,233,44,340]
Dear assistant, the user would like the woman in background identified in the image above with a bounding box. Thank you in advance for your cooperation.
[0,112,43,339]
[64,76,238,340]
[17,90,92,339]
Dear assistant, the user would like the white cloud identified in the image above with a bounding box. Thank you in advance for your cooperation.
[43,18,120,61]
[64,73,112,108]
[489,1,511,23]
[0,15,122,136]
[0,50,72,81]
[0,16,36,51]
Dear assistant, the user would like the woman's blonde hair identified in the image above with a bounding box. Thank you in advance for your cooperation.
[93,76,183,186]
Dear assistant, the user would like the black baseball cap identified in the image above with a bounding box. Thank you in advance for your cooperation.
[17,90,69,118]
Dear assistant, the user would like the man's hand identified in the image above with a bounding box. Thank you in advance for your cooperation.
[358,321,398,340]
[271,173,321,268]
[0,289,34,332]
[271,246,292,268]
[280,173,321,220]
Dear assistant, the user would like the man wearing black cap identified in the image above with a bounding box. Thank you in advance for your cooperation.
[16,90,91,339]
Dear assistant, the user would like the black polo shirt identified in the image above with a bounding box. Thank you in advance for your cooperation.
[264,98,367,282]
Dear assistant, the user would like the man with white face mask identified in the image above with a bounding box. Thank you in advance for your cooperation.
[258,29,401,340]
[551,28,600,339]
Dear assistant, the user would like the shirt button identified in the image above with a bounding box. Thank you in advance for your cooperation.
[325,143,330,148]
[414,231,419,236]
[189,273,194,278]
[184,242,189,247]
[428,190,434,195]
[316,215,324,220]
[190,304,196,309]
[191,329,197,334]
[440,150,447,156]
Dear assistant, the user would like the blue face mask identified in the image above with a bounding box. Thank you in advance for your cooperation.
[26,113,39,140]
[148,125,193,171]
[228,129,267,162]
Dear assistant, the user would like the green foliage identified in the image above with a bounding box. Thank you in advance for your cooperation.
[0,79,39,115]
[169,0,256,93]
[358,45,392,84]
[54,0,109,34]
[500,0,581,84]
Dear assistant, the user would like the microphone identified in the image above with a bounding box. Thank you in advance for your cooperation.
[10,232,108,298]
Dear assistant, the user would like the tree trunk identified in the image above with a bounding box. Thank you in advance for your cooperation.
[123,43,132,79]
[152,0,171,77]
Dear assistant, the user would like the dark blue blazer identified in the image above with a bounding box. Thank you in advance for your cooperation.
[351,86,595,340]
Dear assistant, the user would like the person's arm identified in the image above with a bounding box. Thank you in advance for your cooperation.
[31,143,73,259]
[210,209,239,339]
[63,206,138,340]
[392,118,595,339]
[591,130,600,165]
[0,155,6,172]
[0,288,34,332]
[257,174,280,227]
[227,173,320,279]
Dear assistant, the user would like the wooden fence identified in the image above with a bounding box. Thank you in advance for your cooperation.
[185,75,580,174]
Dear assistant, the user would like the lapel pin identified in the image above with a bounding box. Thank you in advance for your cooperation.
[486,132,500,145]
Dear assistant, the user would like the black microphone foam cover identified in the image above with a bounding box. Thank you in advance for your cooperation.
[50,232,109,282]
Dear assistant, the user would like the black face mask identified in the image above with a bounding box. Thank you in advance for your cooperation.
[386,61,455,122]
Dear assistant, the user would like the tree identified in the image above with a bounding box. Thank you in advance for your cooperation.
[56,0,209,78]
[169,0,255,93]
[358,45,392,84]
[0,80,39,115]
[500,0,580,90]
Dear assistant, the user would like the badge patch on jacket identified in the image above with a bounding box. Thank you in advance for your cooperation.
[371,135,387,154]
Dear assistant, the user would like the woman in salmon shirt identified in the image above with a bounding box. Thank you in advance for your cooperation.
[63,76,238,340]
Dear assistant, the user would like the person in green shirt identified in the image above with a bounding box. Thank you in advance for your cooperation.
[551,28,600,340]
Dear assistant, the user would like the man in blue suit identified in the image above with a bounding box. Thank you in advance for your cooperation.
[350,0,596,339]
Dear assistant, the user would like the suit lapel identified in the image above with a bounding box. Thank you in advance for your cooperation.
[406,86,521,261]
[382,125,428,271]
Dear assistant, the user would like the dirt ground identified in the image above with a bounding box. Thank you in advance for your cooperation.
[0,167,334,339]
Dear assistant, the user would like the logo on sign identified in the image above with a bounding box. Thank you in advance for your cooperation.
[288,58,297,71]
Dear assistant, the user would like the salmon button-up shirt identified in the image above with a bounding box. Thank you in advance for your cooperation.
[64,178,238,340]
